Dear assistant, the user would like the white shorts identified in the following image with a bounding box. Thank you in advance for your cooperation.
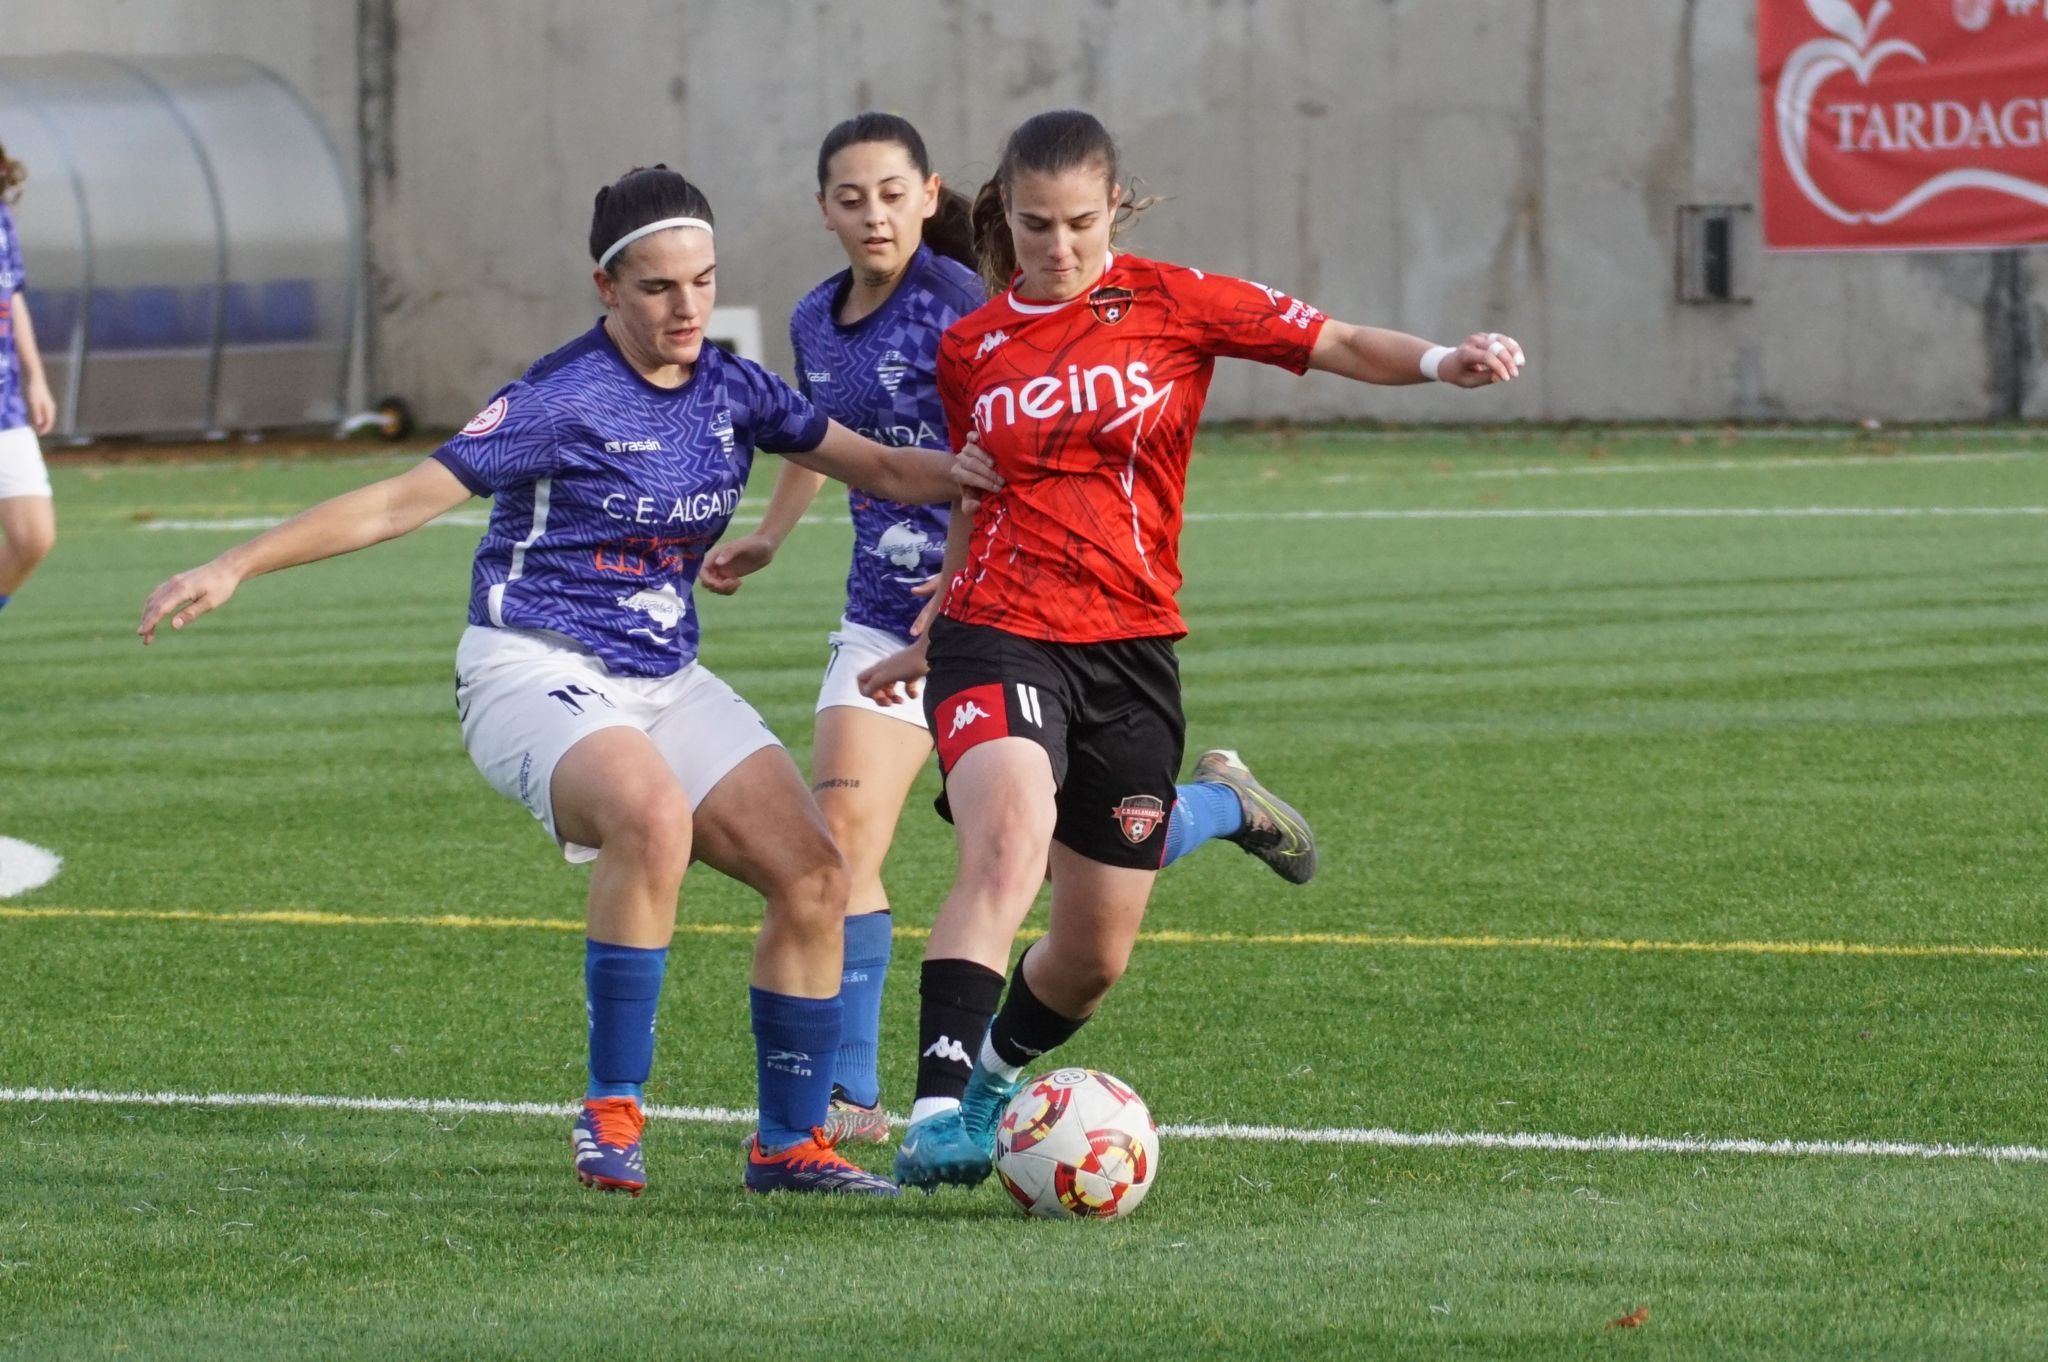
[0,425,50,499]
[454,625,781,863]
[816,617,929,730]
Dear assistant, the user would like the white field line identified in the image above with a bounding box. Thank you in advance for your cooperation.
[3,1085,2041,1165]
[136,505,2048,533]
[1315,449,2038,483]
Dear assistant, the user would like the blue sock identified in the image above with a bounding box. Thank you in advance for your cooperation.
[832,911,892,1107]
[1160,780,1244,867]
[584,939,667,1102]
[751,986,842,1152]
[0,595,10,612]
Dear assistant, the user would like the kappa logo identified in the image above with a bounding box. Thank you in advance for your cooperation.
[1088,285,1136,325]
[946,699,991,739]
[1112,794,1167,845]
[975,329,1010,359]
[922,1036,971,1066]
[460,396,508,437]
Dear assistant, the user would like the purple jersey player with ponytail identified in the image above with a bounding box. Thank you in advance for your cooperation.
[702,115,1320,1147]
[0,143,58,616]
[139,165,998,1199]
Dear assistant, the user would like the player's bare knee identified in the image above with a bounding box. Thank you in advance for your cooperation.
[1067,949,1127,1004]
[959,827,1053,904]
[18,521,52,566]
[770,846,850,936]
[820,799,881,860]
[603,781,692,879]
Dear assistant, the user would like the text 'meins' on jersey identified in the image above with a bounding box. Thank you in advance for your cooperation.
[936,253,1326,643]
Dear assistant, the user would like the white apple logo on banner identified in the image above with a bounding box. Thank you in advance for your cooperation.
[1775,0,2048,226]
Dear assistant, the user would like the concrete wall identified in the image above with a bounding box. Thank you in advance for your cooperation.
[8,0,2044,424]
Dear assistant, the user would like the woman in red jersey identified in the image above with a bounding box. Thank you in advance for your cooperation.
[877,109,1525,1191]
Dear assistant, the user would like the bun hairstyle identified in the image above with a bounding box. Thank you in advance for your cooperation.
[815,111,976,274]
[589,165,714,274]
[0,144,24,205]
[970,109,1153,296]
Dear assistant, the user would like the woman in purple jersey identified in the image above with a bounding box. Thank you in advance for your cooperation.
[138,166,996,1199]
[702,115,1323,1147]
[0,145,59,617]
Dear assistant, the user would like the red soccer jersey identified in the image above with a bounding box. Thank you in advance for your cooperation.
[936,252,1326,642]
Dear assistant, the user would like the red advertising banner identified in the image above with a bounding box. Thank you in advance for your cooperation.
[1759,0,2048,251]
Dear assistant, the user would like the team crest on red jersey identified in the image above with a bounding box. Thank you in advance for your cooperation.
[1112,794,1166,844]
[1088,286,1137,325]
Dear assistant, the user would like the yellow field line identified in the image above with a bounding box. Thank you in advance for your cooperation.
[3,904,2041,962]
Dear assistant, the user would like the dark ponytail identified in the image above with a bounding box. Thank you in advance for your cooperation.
[971,109,1153,296]
[970,180,1014,299]
[0,144,24,206]
[589,164,714,274]
[924,186,977,273]
[815,111,977,274]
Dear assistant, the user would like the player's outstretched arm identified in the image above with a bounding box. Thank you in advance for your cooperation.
[783,420,1002,507]
[700,459,828,596]
[1308,321,1526,389]
[137,458,472,644]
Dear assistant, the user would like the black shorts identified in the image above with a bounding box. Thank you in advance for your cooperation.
[922,615,1184,870]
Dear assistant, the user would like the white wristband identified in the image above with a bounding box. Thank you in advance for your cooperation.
[1419,345,1454,382]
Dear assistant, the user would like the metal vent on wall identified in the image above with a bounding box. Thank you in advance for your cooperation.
[1677,204,1752,305]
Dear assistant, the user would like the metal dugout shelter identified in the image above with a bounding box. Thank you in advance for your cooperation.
[0,55,354,438]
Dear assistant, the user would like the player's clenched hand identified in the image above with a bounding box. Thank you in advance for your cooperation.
[1441,332,1527,388]
[699,533,776,595]
[138,559,242,644]
[952,433,1001,514]
[857,636,930,706]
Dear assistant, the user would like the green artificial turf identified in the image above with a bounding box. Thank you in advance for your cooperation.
[2,428,2044,1358]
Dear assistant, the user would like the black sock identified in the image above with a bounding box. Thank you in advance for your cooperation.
[915,958,1005,1102]
[989,949,1089,1072]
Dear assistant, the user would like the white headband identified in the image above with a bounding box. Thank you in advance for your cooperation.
[597,216,714,271]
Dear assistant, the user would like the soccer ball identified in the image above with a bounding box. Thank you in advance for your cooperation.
[993,1067,1159,1219]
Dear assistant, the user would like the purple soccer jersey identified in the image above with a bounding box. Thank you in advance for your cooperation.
[0,204,29,431]
[789,244,983,641]
[434,323,828,677]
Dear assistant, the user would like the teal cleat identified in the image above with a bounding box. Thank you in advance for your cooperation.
[958,1063,1025,1158]
[893,1108,994,1191]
